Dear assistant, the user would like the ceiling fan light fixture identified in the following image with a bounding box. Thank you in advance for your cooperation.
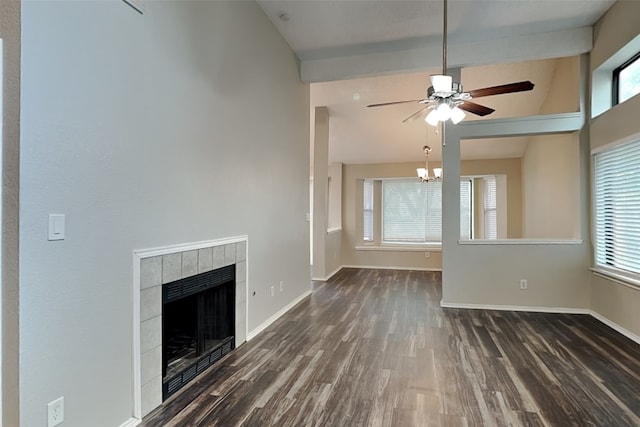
[450,106,466,124]
[431,74,452,93]
[436,102,452,120]
[425,109,439,126]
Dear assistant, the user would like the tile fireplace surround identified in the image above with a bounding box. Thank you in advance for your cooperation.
[133,237,248,419]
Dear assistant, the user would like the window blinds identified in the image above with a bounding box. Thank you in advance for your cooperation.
[594,140,640,275]
[484,176,497,240]
[460,179,472,240]
[381,179,471,243]
[363,180,374,241]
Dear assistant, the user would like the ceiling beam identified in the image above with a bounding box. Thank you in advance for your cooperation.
[301,27,593,83]
[455,112,584,140]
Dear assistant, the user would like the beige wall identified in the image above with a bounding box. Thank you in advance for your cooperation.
[521,56,581,239]
[589,1,640,337]
[441,58,590,310]
[522,133,580,239]
[325,230,343,277]
[1,0,21,425]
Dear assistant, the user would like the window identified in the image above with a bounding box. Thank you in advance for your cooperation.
[381,179,471,244]
[483,176,497,239]
[363,180,373,242]
[613,51,640,105]
[460,179,473,240]
[594,139,640,276]
[383,180,441,243]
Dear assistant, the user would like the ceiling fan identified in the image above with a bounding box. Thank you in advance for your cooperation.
[367,0,535,126]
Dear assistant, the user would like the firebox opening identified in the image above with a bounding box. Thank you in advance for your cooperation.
[162,264,236,400]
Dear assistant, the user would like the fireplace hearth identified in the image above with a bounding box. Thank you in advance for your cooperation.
[162,264,236,400]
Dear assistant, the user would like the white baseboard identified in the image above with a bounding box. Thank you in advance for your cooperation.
[343,264,442,272]
[312,265,343,282]
[439,301,640,346]
[439,301,589,314]
[247,289,312,341]
[589,310,640,345]
[312,265,441,281]
[119,418,141,427]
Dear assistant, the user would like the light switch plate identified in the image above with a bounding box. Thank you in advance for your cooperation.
[48,214,65,241]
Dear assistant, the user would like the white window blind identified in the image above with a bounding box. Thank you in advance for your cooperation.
[594,139,640,275]
[381,179,471,243]
[363,180,374,242]
[460,179,472,240]
[484,176,497,240]
[383,180,440,242]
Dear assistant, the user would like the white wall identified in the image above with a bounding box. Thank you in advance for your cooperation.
[20,1,309,426]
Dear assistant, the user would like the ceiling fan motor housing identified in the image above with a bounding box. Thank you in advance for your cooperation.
[427,82,469,99]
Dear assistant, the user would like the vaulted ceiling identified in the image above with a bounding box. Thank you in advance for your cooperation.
[257,0,614,163]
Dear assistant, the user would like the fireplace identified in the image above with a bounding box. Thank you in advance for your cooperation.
[136,239,247,418]
[162,264,236,400]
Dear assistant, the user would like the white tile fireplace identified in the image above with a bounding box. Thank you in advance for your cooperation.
[132,236,248,419]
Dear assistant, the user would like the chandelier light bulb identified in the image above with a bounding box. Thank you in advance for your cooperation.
[433,167,442,179]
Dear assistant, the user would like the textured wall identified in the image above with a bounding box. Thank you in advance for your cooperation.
[20,1,309,425]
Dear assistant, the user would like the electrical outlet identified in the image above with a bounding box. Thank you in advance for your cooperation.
[279,281,284,292]
[48,396,64,427]
[270,286,275,297]
[520,279,528,290]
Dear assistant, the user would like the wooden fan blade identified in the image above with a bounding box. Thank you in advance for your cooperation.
[402,106,429,123]
[367,99,426,107]
[459,101,495,117]
[467,81,535,99]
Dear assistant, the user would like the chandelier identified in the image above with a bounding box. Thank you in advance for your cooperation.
[416,145,442,182]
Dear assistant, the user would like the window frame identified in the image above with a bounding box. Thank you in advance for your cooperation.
[612,50,640,106]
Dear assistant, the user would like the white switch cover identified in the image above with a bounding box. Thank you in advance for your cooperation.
[48,214,66,241]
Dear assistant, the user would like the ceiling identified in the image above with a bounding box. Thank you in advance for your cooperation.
[257,0,614,164]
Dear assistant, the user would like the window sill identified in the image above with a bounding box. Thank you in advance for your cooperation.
[327,228,342,235]
[355,244,441,252]
[591,267,640,291]
[458,239,583,245]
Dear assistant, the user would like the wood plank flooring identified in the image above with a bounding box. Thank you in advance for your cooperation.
[141,268,640,426]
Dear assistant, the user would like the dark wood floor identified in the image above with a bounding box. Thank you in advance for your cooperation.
[141,268,640,427]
